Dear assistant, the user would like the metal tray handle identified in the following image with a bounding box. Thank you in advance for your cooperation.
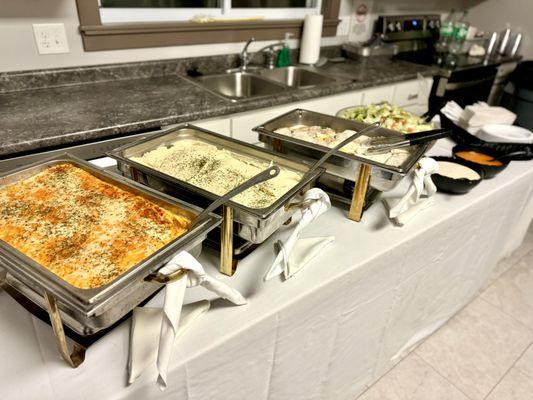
[44,292,86,368]
[145,268,187,284]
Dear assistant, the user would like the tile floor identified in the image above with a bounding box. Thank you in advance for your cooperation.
[357,225,533,400]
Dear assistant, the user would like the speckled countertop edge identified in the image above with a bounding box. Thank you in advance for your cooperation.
[0,54,440,158]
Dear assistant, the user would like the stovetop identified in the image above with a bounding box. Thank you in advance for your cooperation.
[396,50,488,70]
[395,50,511,77]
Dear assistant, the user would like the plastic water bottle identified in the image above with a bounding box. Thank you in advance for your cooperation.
[437,10,455,53]
[450,11,469,54]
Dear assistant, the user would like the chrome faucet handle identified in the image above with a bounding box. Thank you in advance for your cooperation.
[239,37,256,68]
[262,48,277,69]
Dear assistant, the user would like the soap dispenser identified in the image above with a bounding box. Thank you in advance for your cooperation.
[276,33,293,68]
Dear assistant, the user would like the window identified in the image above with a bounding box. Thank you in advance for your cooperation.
[98,0,322,23]
[76,0,340,51]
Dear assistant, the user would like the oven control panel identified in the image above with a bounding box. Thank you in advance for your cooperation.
[376,14,440,41]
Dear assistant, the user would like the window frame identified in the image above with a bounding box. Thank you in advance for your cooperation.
[98,1,324,23]
[76,0,341,51]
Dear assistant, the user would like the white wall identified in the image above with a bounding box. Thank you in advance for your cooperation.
[0,0,354,73]
[465,0,533,59]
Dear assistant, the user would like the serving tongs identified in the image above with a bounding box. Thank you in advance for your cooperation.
[147,165,280,282]
[366,129,450,155]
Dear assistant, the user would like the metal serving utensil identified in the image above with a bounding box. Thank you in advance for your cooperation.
[366,128,450,155]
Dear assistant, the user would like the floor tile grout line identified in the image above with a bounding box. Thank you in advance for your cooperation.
[514,342,533,378]
[478,293,533,335]
[481,245,533,294]
[482,339,533,399]
[416,352,476,400]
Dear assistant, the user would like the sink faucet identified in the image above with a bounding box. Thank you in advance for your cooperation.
[238,35,291,70]
[239,37,255,70]
[256,43,284,69]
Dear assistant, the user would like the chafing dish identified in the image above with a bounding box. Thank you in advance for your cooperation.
[108,124,322,243]
[253,108,435,190]
[108,124,323,275]
[0,154,220,342]
[253,109,438,221]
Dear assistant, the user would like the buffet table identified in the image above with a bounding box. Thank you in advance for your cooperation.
[1,139,532,400]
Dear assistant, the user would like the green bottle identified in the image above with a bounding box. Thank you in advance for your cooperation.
[276,33,293,68]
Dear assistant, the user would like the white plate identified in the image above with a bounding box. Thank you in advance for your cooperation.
[478,124,533,144]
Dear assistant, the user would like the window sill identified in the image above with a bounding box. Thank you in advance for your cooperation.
[79,18,340,51]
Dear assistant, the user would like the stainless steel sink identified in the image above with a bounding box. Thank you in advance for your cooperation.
[256,66,339,88]
[190,72,287,102]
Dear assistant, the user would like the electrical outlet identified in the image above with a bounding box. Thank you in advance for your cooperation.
[33,23,69,54]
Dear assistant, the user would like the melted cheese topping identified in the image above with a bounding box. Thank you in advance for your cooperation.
[0,163,191,289]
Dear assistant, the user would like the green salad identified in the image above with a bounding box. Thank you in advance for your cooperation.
[340,103,433,133]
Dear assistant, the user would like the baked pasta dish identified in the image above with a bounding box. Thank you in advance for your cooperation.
[0,163,191,289]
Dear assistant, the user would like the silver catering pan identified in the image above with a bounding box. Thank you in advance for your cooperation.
[0,154,220,336]
[253,109,436,191]
[107,124,324,244]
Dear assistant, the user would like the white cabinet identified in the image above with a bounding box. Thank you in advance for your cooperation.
[392,77,433,115]
[298,90,364,115]
[231,103,295,143]
[361,85,394,105]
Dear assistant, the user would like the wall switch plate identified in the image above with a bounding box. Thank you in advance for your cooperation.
[33,23,69,54]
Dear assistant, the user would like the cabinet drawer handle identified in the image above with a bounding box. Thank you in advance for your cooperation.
[407,93,419,100]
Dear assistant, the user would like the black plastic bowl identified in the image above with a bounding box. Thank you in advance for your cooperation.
[432,156,485,194]
[452,145,509,179]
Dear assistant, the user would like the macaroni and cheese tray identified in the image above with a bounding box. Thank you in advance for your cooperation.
[0,154,220,337]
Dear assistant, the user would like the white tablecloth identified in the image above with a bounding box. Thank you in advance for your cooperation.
[1,140,532,400]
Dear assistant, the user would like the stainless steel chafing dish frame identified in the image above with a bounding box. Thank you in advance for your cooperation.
[0,153,220,366]
[253,108,437,221]
[253,108,433,175]
[107,124,324,276]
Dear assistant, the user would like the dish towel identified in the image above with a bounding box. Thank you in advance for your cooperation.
[128,251,247,390]
[383,157,439,226]
[264,188,334,281]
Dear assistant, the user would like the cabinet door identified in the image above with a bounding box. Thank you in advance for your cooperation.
[298,90,363,115]
[392,77,433,107]
[231,104,295,144]
[362,85,395,105]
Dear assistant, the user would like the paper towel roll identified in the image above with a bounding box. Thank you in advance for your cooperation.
[299,14,323,65]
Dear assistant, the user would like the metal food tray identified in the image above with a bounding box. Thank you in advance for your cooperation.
[108,124,323,244]
[253,108,435,191]
[0,153,220,336]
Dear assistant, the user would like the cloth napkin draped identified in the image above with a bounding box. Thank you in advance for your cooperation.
[264,188,333,281]
[383,157,439,226]
[129,251,247,390]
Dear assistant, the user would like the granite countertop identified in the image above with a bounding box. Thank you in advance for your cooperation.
[0,56,439,157]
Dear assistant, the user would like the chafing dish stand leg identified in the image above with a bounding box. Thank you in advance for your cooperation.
[44,292,86,368]
[220,206,235,276]
[349,164,372,222]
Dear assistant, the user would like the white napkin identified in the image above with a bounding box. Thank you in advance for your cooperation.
[383,157,438,225]
[130,251,247,390]
[128,300,210,385]
[264,188,333,281]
